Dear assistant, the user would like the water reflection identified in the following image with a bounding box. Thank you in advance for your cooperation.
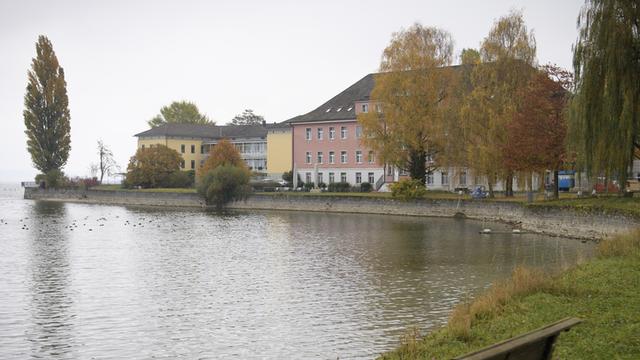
[0,187,594,359]
[26,201,76,359]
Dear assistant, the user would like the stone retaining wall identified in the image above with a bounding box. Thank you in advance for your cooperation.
[24,187,204,207]
[24,188,639,240]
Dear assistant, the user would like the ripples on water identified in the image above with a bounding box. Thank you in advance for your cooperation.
[0,184,593,359]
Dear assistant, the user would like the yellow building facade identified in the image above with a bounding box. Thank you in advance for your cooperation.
[134,123,285,178]
[136,136,205,173]
[266,126,292,177]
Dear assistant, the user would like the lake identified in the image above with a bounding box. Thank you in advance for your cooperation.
[0,184,593,359]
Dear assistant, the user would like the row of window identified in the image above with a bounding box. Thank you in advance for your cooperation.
[305,172,375,185]
[305,150,374,165]
[305,126,363,141]
[180,160,196,170]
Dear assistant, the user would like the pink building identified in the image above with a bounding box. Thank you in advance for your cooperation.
[287,74,386,188]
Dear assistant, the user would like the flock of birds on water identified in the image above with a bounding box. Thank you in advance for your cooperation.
[0,214,189,234]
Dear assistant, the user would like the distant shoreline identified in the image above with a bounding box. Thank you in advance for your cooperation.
[24,187,639,240]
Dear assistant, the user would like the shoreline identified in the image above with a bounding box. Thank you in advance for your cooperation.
[24,188,640,240]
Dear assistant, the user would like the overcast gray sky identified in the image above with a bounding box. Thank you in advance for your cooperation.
[0,0,584,182]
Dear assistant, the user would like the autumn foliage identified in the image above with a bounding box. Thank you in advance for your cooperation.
[199,139,247,177]
[503,68,569,173]
[125,145,182,188]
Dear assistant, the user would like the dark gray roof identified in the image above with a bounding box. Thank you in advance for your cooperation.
[286,73,375,124]
[285,65,475,124]
[134,123,268,139]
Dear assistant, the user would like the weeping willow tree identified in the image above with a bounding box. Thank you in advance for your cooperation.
[572,0,640,190]
[358,24,455,184]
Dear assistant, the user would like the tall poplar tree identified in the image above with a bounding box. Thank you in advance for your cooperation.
[572,0,640,191]
[24,35,71,174]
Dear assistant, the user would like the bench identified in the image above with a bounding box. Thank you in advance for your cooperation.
[453,317,582,360]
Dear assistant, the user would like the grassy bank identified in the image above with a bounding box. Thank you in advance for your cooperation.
[380,230,640,359]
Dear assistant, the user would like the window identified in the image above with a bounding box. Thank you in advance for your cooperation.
[340,151,347,164]
[355,150,362,163]
[141,144,145,149]
[441,171,449,185]
[200,160,205,167]
[190,160,195,169]
[368,172,375,184]
[200,145,205,154]
[329,127,335,140]
[340,172,347,183]
[460,171,467,186]
[180,160,185,169]
[317,152,323,164]
[340,126,347,139]
[180,144,185,153]
[329,151,335,164]
[329,172,335,183]
[355,172,362,184]
[375,104,382,113]
[305,172,312,183]
[427,172,434,185]
[305,128,312,140]
[361,104,368,113]
[317,128,323,140]
[317,172,323,185]
[305,152,311,164]
[191,144,195,154]
[368,151,374,164]
[356,126,362,138]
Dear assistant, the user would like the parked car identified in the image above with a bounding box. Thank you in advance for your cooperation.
[593,182,619,193]
[471,186,488,199]
[626,179,640,192]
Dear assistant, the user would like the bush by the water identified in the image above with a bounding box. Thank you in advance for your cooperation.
[124,145,184,188]
[360,182,372,192]
[327,182,351,192]
[390,178,427,200]
[35,169,66,188]
[197,165,250,208]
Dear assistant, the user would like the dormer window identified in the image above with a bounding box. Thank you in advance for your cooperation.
[347,107,353,111]
[336,107,342,112]
[326,108,331,112]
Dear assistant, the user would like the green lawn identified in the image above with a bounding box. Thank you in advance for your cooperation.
[527,196,640,218]
[379,230,640,359]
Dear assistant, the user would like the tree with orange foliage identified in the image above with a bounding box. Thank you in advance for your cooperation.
[502,65,571,199]
[199,139,247,176]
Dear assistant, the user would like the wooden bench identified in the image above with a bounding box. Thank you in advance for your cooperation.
[453,317,582,360]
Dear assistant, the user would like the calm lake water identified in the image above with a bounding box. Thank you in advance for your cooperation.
[0,184,593,359]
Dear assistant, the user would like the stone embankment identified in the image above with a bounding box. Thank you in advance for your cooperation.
[24,188,639,240]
